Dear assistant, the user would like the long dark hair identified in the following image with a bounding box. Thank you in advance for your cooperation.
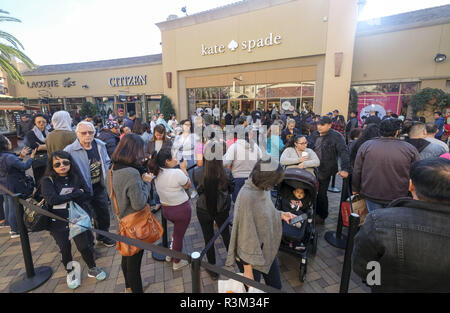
[150,124,168,143]
[350,124,380,165]
[203,141,228,212]
[147,148,173,177]
[111,134,145,166]
[43,151,83,186]
[132,118,145,135]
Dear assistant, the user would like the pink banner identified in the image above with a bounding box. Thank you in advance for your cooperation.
[357,92,400,124]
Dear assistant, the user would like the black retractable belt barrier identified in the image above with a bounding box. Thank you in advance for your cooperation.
[0,187,53,293]
[325,178,349,249]
[339,213,360,293]
[12,191,282,293]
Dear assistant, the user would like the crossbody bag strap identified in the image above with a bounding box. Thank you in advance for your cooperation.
[108,167,120,218]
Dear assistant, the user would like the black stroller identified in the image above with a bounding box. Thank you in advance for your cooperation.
[276,168,318,282]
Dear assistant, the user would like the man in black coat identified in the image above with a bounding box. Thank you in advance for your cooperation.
[97,120,120,157]
[17,114,33,143]
[352,158,450,292]
[310,116,350,223]
[345,111,359,141]
[365,110,381,126]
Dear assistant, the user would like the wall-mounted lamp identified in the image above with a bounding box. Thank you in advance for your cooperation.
[82,85,89,89]
[434,53,447,63]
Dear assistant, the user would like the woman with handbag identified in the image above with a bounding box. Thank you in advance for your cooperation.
[0,135,36,239]
[107,134,154,293]
[193,140,233,280]
[148,148,192,271]
[41,151,107,290]
[25,114,50,188]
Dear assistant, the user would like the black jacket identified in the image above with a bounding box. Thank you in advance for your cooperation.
[292,115,302,132]
[40,175,91,232]
[97,129,120,157]
[309,129,350,179]
[346,117,359,135]
[193,166,234,216]
[352,198,450,293]
[365,115,381,125]
[17,120,33,138]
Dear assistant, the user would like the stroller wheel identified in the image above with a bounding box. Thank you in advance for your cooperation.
[299,260,307,282]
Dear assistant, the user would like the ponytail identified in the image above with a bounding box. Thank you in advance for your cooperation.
[147,148,173,177]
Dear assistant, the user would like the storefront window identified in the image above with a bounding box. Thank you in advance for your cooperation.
[353,82,419,122]
[256,85,267,98]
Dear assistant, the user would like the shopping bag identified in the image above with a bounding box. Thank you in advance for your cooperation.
[341,194,368,227]
[68,201,91,240]
[218,274,246,293]
[218,273,265,293]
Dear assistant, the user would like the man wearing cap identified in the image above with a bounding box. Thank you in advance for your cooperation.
[115,108,125,124]
[382,109,393,120]
[310,116,350,224]
[123,111,136,131]
[97,120,121,157]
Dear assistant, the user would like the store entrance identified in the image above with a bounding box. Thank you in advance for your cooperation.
[241,99,254,114]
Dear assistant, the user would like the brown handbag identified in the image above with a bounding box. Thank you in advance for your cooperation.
[109,168,164,257]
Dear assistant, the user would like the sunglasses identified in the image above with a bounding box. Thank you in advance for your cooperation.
[53,160,71,168]
[79,131,95,136]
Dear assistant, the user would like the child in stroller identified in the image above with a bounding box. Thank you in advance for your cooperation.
[280,186,309,251]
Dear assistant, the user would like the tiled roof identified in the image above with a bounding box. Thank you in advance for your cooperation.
[22,54,162,76]
[357,4,450,35]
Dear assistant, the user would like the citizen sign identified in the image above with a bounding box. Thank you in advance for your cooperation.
[201,33,282,56]
[109,75,147,87]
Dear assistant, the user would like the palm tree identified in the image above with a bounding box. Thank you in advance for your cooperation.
[0,9,35,83]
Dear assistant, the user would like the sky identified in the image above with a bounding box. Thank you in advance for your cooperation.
[1,0,450,66]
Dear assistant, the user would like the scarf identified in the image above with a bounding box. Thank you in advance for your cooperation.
[32,125,49,143]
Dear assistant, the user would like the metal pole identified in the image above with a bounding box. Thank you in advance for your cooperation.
[325,178,348,249]
[9,194,52,293]
[339,213,360,293]
[191,252,201,293]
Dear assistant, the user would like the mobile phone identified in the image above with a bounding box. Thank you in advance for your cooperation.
[289,213,308,225]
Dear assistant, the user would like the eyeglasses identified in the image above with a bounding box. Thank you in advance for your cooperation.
[78,131,95,136]
[36,121,46,124]
[53,160,71,168]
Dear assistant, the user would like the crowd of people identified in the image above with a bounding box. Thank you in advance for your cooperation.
[0,105,448,293]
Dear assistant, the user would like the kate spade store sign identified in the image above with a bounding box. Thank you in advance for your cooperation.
[201,32,282,56]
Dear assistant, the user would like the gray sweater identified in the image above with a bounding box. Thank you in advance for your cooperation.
[280,147,320,175]
[226,179,282,274]
[106,166,151,219]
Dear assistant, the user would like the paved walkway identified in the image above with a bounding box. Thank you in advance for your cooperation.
[0,176,370,293]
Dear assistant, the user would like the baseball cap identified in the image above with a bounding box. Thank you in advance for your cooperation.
[327,112,333,116]
[106,120,120,129]
[318,116,332,125]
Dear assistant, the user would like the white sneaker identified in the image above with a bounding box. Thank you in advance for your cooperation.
[10,232,20,239]
[166,239,173,262]
[173,259,189,271]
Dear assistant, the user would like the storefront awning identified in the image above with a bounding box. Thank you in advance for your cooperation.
[0,105,25,111]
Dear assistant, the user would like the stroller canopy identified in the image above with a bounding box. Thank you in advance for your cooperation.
[278,168,318,206]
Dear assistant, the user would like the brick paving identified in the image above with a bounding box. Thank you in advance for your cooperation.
[0,174,370,293]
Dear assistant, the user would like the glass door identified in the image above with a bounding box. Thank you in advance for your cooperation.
[229,99,241,115]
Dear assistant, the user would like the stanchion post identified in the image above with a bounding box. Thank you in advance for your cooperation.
[191,252,201,293]
[339,213,360,293]
[325,178,348,249]
[152,214,170,261]
[9,194,53,293]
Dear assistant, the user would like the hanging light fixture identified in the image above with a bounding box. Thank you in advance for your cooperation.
[434,53,447,63]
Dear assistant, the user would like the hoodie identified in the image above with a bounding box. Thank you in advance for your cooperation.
[46,111,77,156]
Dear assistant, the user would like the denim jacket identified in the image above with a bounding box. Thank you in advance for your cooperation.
[352,198,450,292]
[0,152,34,194]
[64,139,111,195]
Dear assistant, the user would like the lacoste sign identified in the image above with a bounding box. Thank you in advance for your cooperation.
[201,33,282,56]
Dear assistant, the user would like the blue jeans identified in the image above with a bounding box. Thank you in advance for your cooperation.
[366,200,384,213]
[0,195,4,221]
[232,178,247,203]
[4,194,18,232]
